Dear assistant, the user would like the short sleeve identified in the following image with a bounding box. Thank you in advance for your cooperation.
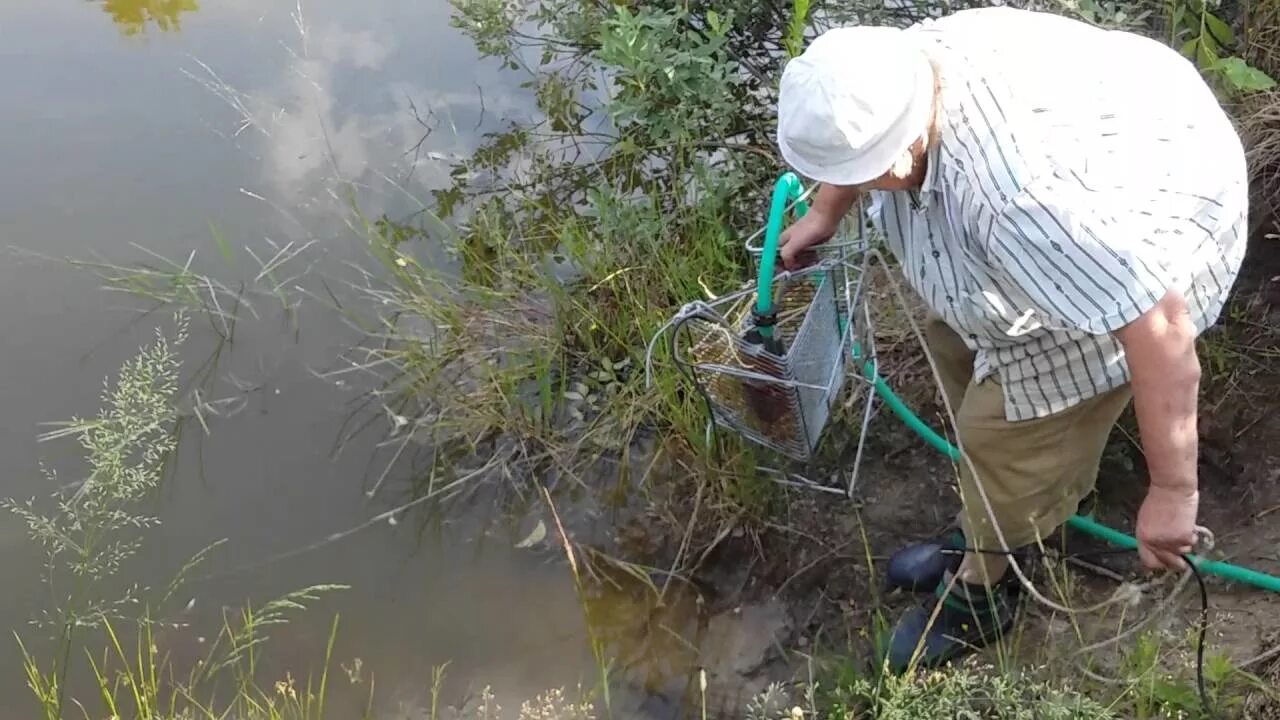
[986,177,1175,335]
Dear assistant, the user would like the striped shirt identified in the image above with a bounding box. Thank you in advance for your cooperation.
[864,7,1249,421]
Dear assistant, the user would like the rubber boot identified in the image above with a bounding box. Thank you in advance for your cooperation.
[882,569,1018,674]
[885,529,965,593]
[886,491,1100,592]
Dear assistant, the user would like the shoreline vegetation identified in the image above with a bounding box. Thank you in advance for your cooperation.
[8,0,1280,718]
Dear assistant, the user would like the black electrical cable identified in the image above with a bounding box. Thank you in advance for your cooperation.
[1183,553,1213,720]
[941,546,1139,558]
[940,544,1214,719]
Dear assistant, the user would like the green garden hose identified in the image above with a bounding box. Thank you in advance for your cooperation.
[754,172,809,334]
[756,171,1280,594]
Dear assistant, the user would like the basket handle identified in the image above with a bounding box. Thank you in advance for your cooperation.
[754,172,809,327]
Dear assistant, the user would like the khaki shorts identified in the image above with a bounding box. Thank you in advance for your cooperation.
[924,316,1133,550]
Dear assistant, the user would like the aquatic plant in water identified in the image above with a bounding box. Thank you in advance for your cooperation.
[4,313,188,718]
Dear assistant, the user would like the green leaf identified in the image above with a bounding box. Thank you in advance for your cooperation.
[1203,11,1234,47]
[1215,57,1278,92]
[1181,37,1199,60]
[1196,39,1220,70]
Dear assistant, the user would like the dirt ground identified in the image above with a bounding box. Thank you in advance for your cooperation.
[610,233,1280,714]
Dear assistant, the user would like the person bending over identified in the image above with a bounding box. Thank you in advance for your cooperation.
[774,6,1246,671]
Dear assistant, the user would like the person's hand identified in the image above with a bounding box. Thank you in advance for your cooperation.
[1135,484,1199,571]
[778,208,840,270]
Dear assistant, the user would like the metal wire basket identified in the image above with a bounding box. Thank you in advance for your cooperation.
[646,172,876,466]
[671,259,861,461]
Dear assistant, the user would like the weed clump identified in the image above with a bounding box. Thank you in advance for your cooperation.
[825,665,1117,719]
[736,665,1116,720]
[4,315,349,719]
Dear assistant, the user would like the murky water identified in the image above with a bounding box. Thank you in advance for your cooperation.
[0,2,699,717]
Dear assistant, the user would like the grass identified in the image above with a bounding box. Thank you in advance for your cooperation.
[8,222,317,345]
[339,171,781,523]
[69,600,350,720]
[1242,0,1280,223]
[1,311,361,720]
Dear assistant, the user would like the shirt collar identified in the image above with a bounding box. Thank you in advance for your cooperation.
[911,137,943,209]
[915,44,953,208]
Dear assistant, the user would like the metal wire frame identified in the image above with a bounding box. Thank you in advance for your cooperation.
[657,250,880,496]
[643,191,883,496]
[683,269,844,459]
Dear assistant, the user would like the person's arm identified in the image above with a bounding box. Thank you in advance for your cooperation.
[809,183,860,219]
[986,178,1201,571]
[1114,289,1201,570]
[778,183,859,269]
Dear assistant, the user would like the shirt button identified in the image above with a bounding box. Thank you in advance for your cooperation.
[945,295,954,303]
[932,250,940,258]
[968,333,978,340]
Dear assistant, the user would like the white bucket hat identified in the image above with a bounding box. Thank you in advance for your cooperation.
[777,26,935,186]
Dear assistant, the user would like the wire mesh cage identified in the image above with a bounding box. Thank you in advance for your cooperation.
[645,172,880,487]
[671,257,867,462]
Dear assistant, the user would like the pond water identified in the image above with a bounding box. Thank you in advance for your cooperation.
[0,2,699,717]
